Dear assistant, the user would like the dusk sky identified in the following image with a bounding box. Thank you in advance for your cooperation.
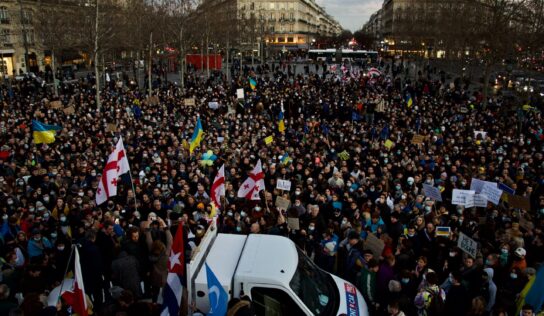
[316,0,383,32]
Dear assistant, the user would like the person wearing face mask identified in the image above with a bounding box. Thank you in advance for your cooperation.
[27,229,52,259]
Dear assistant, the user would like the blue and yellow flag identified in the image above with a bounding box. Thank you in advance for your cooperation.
[278,110,285,133]
[279,152,291,165]
[249,77,257,90]
[189,117,204,154]
[32,120,62,144]
[517,266,544,314]
[406,93,413,108]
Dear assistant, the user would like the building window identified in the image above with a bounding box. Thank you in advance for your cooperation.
[0,29,9,43]
[289,25,293,32]
[278,37,285,43]
[250,2,254,10]
[0,7,9,24]
[22,9,32,24]
[289,12,294,21]
[287,37,294,43]
[23,30,34,44]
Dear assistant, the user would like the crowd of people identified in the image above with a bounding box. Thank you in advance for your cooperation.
[0,56,543,316]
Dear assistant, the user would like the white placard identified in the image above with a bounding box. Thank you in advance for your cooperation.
[236,88,244,99]
[458,232,478,258]
[422,184,443,202]
[470,178,496,193]
[465,193,488,208]
[452,189,475,205]
[481,183,502,205]
[208,101,219,109]
[473,130,487,140]
[276,179,292,191]
[217,137,224,143]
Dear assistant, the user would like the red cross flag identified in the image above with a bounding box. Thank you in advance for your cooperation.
[210,164,225,207]
[96,148,120,205]
[115,137,130,176]
[237,159,265,200]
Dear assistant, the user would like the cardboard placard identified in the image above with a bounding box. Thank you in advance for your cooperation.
[411,134,425,144]
[423,184,443,202]
[458,232,478,258]
[184,98,196,106]
[106,123,117,132]
[275,196,291,211]
[507,193,531,211]
[287,217,300,230]
[364,233,385,258]
[48,100,63,109]
[146,96,159,105]
[63,106,75,115]
[276,179,292,191]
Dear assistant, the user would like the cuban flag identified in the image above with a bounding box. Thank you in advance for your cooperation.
[161,223,185,316]
[205,263,228,316]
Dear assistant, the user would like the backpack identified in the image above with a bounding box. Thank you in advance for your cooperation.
[427,288,445,316]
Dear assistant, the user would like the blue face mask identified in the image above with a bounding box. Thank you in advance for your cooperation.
[401,278,410,284]
[485,259,492,266]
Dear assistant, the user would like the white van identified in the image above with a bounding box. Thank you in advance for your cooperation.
[187,221,369,316]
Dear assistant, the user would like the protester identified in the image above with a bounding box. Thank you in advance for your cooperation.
[0,55,543,316]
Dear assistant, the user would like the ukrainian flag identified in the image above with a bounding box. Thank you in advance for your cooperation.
[278,110,285,133]
[279,153,290,165]
[249,77,257,90]
[517,266,544,314]
[406,93,413,108]
[32,120,62,144]
[189,117,204,154]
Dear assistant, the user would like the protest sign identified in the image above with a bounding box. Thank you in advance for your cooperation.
[276,179,292,191]
[275,196,290,211]
[506,194,531,210]
[287,218,300,230]
[458,232,478,258]
[465,193,488,208]
[452,189,475,205]
[184,98,195,106]
[422,184,443,202]
[474,130,487,139]
[264,135,274,145]
[470,178,496,193]
[436,226,451,237]
[384,139,394,149]
[411,134,425,144]
[106,123,117,132]
[364,233,385,258]
[63,106,75,115]
[236,88,244,99]
[481,183,502,205]
[208,102,219,110]
[48,100,63,109]
[146,96,159,105]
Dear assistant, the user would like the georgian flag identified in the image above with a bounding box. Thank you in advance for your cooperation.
[96,148,119,205]
[210,164,225,207]
[61,247,88,316]
[115,137,130,176]
[161,223,185,316]
[237,160,265,200]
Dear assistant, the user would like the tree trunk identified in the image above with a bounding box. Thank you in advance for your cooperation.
[94,0,100,109]
[148,31,153,97]
[226,38,230,83]
[206,34,210,79]
[51,50,58,97]
[179,27,184,91]
[482,62,492,109]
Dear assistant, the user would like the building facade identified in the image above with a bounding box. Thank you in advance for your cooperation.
[234,0,342,50]
[0,0,40,77]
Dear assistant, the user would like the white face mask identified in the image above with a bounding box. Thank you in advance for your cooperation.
[78,192,84,197]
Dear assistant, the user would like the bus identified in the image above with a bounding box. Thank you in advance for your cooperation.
[308,49,378,63]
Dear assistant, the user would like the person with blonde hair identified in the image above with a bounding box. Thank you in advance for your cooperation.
[467,296,487,316]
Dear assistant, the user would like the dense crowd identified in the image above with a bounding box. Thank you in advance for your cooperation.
[0,57,543,316]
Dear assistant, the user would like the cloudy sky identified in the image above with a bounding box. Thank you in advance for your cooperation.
[316,0,382,32]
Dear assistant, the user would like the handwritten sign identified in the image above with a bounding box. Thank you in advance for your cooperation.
[458,232,478,258]
[287,217,300,230]
[184,98,195,106]
[48,100,63,109]
[146,96,159,105]
[275,196,291,211]
[411,134,425,144]
[473,130,487,140]
[106,123,117,132]
[452,189,475,205]
[481,183,502,205]
[236,88,244,99]
[63,106,75,115]
[423,184,443,202]
[465,193,488,208]
[276,179,292,191]
[264,135,274,145]
[470,178,496,194]
[384,139,394,149]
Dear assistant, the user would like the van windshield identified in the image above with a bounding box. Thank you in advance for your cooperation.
[289,247,339,315]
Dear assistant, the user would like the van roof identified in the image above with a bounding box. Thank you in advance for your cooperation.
[235,234,298,286]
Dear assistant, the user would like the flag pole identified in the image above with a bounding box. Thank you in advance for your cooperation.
[118,134,138,213]
[56,243,76,306]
